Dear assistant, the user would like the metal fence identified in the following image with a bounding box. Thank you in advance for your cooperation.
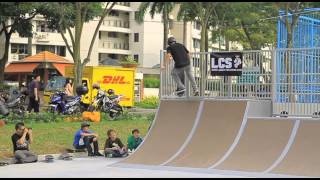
[160,48,320,117]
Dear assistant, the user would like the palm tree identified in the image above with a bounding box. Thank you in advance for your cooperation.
[136,2,175,49]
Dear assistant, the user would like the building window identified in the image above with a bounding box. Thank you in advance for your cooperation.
[36,45,66,56]
[36,21,56,33]
[193,21,201,30]
[56,46,66,56]
[108,32,118,38]
[193,38,200,49]
[99,32,101,39]
[36,45,55,54]
[109,10,119,17]
[133,54,139,62]
[108,54,117,59]
[11,44,28,59]
[134,33,139,42]
[134,11,141,22]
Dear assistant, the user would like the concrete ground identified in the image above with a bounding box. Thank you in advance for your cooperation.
[0,157,245,178]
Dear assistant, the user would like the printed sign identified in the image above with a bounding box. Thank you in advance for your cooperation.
[210,52,243,76]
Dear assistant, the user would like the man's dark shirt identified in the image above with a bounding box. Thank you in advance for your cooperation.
[11,133,30,152]
[166,43,190,68]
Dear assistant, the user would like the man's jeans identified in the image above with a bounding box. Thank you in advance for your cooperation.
[12,150,38,164]
[171,65,199,92]
[74,136,99,155]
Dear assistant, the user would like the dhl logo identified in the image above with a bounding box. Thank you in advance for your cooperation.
[102,76,130,84]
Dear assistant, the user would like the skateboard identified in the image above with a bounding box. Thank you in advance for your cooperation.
[172,89,186,97]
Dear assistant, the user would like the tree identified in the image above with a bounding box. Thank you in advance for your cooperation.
[135,2,175,49]
[210,2,278,51]
[178,2,217,53]
[0,2,39,83]
[39,2,115,92]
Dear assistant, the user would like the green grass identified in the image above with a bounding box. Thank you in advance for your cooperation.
[143,77,160,88]
[135,96,159,109]
[0,113,154,159]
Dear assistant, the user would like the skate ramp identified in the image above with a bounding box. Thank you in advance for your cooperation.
[271,120,320,177]
[165,100,248,168]
[121,99,200,165]
[215,118,294,172]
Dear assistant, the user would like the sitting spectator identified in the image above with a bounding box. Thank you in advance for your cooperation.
[73,122,103,156]
[104,129,128,158]
[127,129,143,152]
[11,122,38,164]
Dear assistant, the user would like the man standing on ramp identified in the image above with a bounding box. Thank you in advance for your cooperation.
[162,37,199,96]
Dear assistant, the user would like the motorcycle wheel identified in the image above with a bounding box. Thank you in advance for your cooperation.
[109,110,122,120]
[87,105,95,112]
[72,105,81,115]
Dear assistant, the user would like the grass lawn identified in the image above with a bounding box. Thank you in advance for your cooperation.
[0,113,154,160]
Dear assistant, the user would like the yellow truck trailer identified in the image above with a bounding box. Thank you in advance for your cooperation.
[44,66,135,107]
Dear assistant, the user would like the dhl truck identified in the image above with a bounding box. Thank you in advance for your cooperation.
[44,66,135,107]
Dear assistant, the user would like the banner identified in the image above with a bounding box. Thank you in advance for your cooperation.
[210,52,243,76]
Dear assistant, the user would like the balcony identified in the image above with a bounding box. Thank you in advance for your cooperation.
[101,19,131,33]
[101,41,129,50]
[116,2,130,7]
[103,20,129,28]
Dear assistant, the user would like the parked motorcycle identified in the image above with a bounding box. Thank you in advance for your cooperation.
[48,86,88,115]
[88,85,123,119]
[0,89,28,116]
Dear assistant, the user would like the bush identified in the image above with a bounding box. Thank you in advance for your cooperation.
[135,96,159,109]
[2,112,77,124]
[144,77,160,88]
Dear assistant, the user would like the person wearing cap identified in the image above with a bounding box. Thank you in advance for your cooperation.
[73,122,103,156]
[162,37,199,96]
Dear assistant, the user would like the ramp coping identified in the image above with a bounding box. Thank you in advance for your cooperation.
[209,101,250,169]
[160,100,205,166]
[262,120,301,173]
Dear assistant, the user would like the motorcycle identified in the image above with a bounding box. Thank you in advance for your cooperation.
[0,89,28,116]
[88,88,123,119]
[48,86,88,115]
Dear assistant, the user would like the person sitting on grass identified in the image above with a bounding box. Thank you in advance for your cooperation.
[73,122,104,157]
[104,129,128,158]
[127,129,143,152]
[11,122,38,164]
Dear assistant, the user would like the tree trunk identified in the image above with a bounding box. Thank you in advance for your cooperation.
[199,21,207,96]
[183,20,187,46]
[218,28,221,51]
[0,33,11,84]
[225,35,230,51]
[27,36,32,56]
[72,2,83,93]
[163,10,169,50]
[205,28,209,52]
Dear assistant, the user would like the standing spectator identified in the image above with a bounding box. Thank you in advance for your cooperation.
[73,122,104,157]
[127,129,143,152]
[64,78,73,96]
[27,74,41,113]
[104,129,128,158]
[11,122,38,164]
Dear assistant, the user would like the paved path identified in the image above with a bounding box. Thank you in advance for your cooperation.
[0,157,244,178]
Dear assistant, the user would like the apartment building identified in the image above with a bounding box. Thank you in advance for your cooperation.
[3,2,242,70]
[4,2,163,69]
